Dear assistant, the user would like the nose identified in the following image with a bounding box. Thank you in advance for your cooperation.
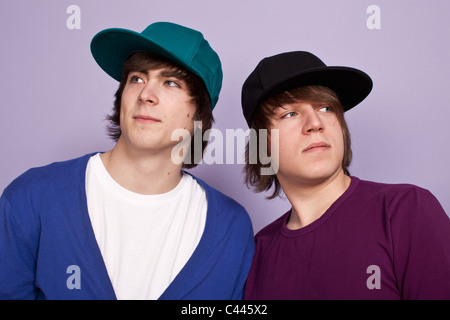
[302,107,324,134]
[139,81,159,105]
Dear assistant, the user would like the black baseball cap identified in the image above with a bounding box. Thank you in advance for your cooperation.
[241,51,373,127]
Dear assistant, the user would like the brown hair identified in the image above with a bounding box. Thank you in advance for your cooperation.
[107,51,214,168]
[243,85,352,199]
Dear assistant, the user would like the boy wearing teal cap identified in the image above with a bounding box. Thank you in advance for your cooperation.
[0,22,254,300]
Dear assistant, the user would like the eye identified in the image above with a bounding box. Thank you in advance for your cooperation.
[129,75,144,84]
[318,105,334,112]
[165,80,181,87]
[281,111,297,119]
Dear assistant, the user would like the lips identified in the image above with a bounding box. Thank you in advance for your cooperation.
[303,142,330,152]
[134,115,161,123]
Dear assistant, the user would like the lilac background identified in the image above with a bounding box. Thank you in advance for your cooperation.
[1,0,449,233]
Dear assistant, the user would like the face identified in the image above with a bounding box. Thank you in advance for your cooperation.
[118,67,196,154]
[269,100,345,186]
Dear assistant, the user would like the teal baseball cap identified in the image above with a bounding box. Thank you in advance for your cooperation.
[90,22,223,109]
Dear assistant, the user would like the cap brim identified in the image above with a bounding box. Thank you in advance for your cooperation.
[261,66,373,112]
[90,28,186,82]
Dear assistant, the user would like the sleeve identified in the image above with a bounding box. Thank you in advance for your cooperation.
[0,193,39,299]
[390,187,450,299]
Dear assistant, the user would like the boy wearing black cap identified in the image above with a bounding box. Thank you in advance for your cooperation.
[0,22,254,300]
[241,51,450,299]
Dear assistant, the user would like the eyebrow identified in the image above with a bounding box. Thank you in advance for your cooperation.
[159,69,187,80]
[130,68,187,84]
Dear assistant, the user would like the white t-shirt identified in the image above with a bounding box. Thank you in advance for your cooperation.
[85,153,207,300]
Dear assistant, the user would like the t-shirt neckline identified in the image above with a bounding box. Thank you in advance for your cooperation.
[281,176,360,238]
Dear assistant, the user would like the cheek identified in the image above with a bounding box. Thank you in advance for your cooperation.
[120,88,134,112]
[272,132,297,163]
[168,108,196,134]
[330,121,345,156]
[278,126,302,150]
[118,92,138,130]
[183,104,197,128]
[336,135,345,159]
[119,97,130,126]
[268,124,298,155]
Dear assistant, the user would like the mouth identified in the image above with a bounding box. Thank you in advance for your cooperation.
[134,115,161,123]
[303,142,331,153]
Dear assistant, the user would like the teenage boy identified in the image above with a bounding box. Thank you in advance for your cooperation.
[241,51,450,299]
[0,22,254,300]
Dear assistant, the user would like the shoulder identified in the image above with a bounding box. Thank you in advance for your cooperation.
[3,153,95,200]
[0,153,96,237]
[254,211,289,241]
[187,172,253,229]
[353,177,435,204]
[353,177,446,218]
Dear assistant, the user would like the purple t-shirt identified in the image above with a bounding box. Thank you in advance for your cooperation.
[244,177,450,300]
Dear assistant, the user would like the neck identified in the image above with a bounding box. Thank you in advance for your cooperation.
[100,138,184,195]
[280,170,351,230]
